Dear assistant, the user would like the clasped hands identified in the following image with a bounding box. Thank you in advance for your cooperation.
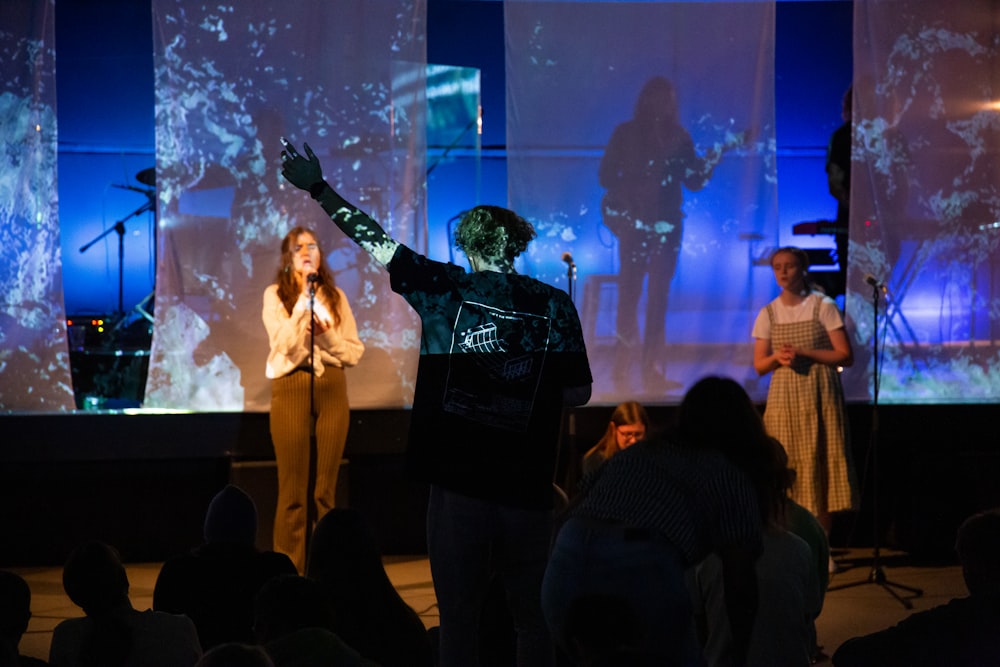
[775,344,798,367]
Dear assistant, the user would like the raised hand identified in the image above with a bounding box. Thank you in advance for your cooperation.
[281,136,400,266]
[279,138,324,191]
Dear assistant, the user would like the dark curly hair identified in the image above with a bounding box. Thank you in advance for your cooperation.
[453,206,536,270]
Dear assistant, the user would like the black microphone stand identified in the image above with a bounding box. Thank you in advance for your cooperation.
[827,279,923,608]
[554,255,578,497]
[79,198,154,322]
[305,277,319,562]
[565,257,577,304]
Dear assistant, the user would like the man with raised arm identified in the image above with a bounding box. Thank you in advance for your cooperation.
[280,139,593,667]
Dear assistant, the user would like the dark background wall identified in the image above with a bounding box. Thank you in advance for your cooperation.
[3,401,995,566]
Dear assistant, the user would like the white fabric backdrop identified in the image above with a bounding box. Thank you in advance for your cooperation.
[845,0,1000,403]
[0,0,74,411]
[505,0,779,405]
[144,0,427,411]
[7,0,999,412]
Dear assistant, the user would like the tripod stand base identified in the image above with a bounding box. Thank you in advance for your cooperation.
[828,564,924,609]
[111,292,155,334]
[134,291,155,323]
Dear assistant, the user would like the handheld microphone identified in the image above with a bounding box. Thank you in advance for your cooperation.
[561,252,575,267]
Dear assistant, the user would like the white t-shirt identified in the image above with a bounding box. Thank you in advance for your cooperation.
[751,292,844,340]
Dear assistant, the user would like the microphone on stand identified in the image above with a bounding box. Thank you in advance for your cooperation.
[307,272,319,296]
[562,252,577,302]
[865,273,888,293]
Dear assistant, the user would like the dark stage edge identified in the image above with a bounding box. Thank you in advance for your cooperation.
[2,404,998,567]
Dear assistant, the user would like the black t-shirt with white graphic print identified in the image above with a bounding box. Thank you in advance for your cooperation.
[388,244,592,510]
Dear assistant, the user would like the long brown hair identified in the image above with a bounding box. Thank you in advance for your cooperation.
[274,226,342,326]
[677,376,792,526]
[584,401,650,463]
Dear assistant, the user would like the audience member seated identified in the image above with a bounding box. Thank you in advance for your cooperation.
[579,401,651,480]
[833,507,1000,667]
[153,484,297,650]
[688,423,820,667]
[195,642,274,667]
[48,540,201,667]
[0,570,49,666]
[252,574,378,667]
[306,508,433,667]
[786,494,830,662]
[542,376,763,666]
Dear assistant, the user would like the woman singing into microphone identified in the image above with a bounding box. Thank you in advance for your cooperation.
[262,226,364,573]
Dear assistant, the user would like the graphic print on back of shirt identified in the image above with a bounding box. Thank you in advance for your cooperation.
[444,300,551,432]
